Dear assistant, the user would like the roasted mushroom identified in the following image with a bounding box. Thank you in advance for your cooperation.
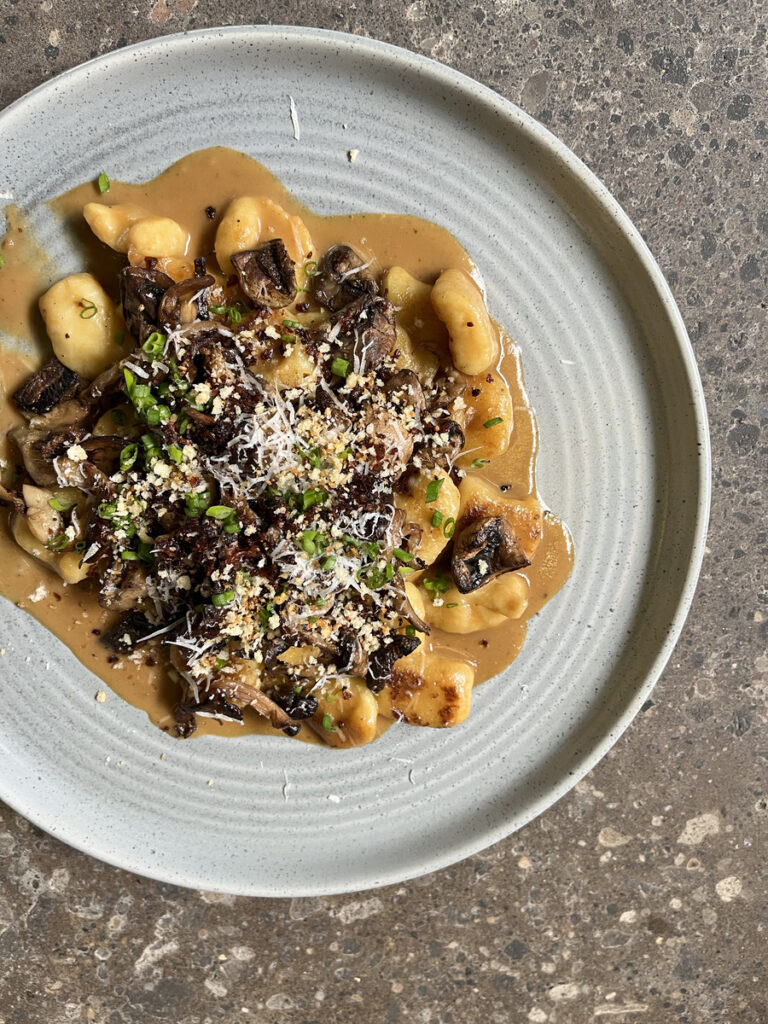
[383,368,426,412]
[366,634,421,693]
[157,274,215,329]
[313,244,377,312]
[120,266,175,343]
[333,294,397,372]
[13,358,82,416]
[451,515,531,594]
[231,240,297,308]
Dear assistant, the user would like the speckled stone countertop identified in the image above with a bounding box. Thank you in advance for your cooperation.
[0,3,766,1022]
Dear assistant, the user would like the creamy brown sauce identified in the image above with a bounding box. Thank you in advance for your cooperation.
[0,147,572,741]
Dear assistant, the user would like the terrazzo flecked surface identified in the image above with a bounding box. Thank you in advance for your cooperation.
[0,2,765,1022]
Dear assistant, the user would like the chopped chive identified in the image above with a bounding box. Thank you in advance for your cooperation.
[167,443,183,465]
[211,590,235,607]
[208,303,226,315]
[322,712,336,732]
[79,298,98,320]
[75,540,87,553]
[470,458,489,469]
[0,254,5,269]
[303,259,319,277]
[431,509,444,528]
[282,318,301,329]
[97,172,110,193]
[445,602,459,608]
[483,416,504,428]
[302,487,327,511]
[425,477,444,503]
[48,496,76,512]
[393,547,413,564]
[121,550,139,561]
[142,331,166,358]
[228,306,243,324]
[405,625,417,637]
[119,443,138,471]
[214,657,228,670]
[398,565,415,576]
[320,555,337,571]
[331,356,350,378]
[224,519,242,534]
[443,517,456,538]
[46,532,69,551]
[205,505,236,521]
[97,501,117,519]
[184,491,210,517]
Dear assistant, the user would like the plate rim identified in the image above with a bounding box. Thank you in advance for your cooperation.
[0,24,711,895]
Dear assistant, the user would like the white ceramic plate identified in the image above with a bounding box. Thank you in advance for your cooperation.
[0,26,709,895]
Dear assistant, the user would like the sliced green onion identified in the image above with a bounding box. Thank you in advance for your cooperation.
[211,590,235,607]
[393,547,413,564]
[75,540,87,553]
[339,447,352,461]
[445,602,459,608]
[97,501,117,520]
[97,172,110,193]
[79,299,97,320]
[214,657,228,670]
[46,532,69,551]
[0,254,5,269]
[206,505,236,521]
[443,517,456,538]
[142,331,166,358]
[48,496,76,512]
[119,444,138,471]
[185,491,210,518]
[431,509,444,528]
[295,442,322,469]
[320,555,337,571]
[282,318,301,329]
[331,356,350,378]
[144,405,170,426]
[228,306,243,324]
[123,367,136,392]
[121,550,139,561]
[398,566,415,576]
[425,477,444,504]
[470,458,488,469]
[167,444,183,465]
[300,530,318,555]
[208,303,226,315]
[405,625,417,637]
[223,519,242,535]
[302,487,327,511]
[483,416,503,428]
[303,259,319,277]
[322,712,336,732]
[137,541,154,564]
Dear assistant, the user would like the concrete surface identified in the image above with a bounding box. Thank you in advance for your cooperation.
[0,2,766,1022]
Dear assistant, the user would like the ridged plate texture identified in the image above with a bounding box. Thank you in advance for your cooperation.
[0,27,710,895]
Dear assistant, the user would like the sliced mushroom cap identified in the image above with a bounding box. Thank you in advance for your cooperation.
[52,456,114,499]
[336,630,369,676]
[428,366,467,412]
[0,482,25,515]
[369,412,414,473]
[231,240,297,308]
[366,634,422,693]
[383,368,426,412]
[9,424,63,486]
[120,265,175,343]
[100,612,158,652]
[13,358,82,417]
[313,244,377,312]
[334,294,397,373]
[451,515,531,594]
[157,273,215,330]
[417,419,465,471]
[98,559,147,611]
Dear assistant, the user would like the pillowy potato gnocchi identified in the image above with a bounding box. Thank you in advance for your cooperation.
[431,268,499,376]
[39,273,125,378]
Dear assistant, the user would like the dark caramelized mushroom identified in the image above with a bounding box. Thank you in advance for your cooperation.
[158,274,215,329]
[333,294,397,372]
[336,630,369,676]
[429,366,466,412]
[101,612,158,652]
[120,266,175,343]
[451,515,531,594]
[417,419,465,471]
[366,634,421,693]
[98,560,147,610]
[313,244,377,311]
[13,358,82,416]
[383,369,425,412]
[231,240,297,308]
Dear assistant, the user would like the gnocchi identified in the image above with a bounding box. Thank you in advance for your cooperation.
[384,266,449,353]
[458,476,543,565]
[394,469,460,565]
[424,572,529,633]
[215,196,315,281]
[310,679,379,748]
[39,273,124,379]
[431,268,499,376]
[378,646,474,728]
[458,367,514,467]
